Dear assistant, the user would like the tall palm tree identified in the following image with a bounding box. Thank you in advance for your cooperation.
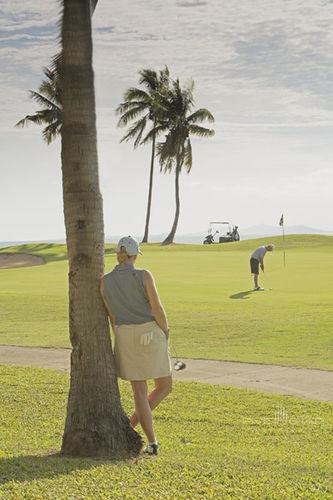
[15,67,62,144]
[116,67,170,243]
[157,79,215,245]
[60,0,141,458]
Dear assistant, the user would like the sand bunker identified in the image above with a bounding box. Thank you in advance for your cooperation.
[0,253,45,269]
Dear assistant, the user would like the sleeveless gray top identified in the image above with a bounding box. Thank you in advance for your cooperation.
[102,263,155,325]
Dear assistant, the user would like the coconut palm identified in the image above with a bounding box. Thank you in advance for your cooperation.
[116,67,170,243]
[157,79,215,245]
[14,0,100,144]
[15,66,62,144]
[60,0,141,458]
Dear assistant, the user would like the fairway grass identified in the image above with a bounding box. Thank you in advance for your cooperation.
[0,365,332,499]
[1,235,333,370]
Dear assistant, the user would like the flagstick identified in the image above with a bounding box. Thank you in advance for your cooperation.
[282,224,286,268]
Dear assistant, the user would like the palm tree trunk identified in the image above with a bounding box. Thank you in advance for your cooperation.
[162,158,181,245]
[141,126,156,243]
[60,0,141,458]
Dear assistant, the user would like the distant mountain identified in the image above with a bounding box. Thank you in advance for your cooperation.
[143,225,333,244]
[0,239,66,249]
[106,233,206,244]
[240,225,333,240]
[2,225,332,249]
[152,226,333,244]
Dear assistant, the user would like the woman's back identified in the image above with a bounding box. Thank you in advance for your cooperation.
[102,262,154,325]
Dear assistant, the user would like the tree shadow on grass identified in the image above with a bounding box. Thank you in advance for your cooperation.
[229,290,255,300]
[0,453,118,486]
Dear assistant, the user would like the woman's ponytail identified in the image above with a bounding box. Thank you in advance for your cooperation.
[117,245,130,263]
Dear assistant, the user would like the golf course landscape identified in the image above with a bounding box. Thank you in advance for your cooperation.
[1,235,332,369]
[0,235,332,498]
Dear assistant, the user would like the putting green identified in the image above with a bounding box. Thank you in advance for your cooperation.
[1,235,332,370]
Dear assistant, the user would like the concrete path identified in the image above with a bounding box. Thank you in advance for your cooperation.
[0,345,332,403]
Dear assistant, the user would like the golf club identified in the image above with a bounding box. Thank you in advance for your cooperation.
[262,270,273,290]
[170,341,186,371]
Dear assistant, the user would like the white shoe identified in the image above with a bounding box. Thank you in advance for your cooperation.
[143,442,159,455]
[254,287,264,291]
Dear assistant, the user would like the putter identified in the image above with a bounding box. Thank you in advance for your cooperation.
[262,270,273,290]
[170,342,186,371]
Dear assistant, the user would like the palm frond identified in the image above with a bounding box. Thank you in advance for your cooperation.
[139,69,159,91]
[15,114,45,128]
[120,116,148,147]
[156,141,176,173]
[116,100,147,115]
[29,91,61,111]
[159,66,170,87]
[189,124,215,138]
[184,138,192,173]
[37,67,62,105]
[141,122,169,145]
[16,108,61,128]
[156,130,180,172]
[187,108,214,124]
[38,82,57,103]
[117,104,148,127]
[51,52,62,74]
[42,120,62,144]
[123,87,150,103]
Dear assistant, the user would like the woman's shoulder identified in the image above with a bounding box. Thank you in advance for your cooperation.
[137,268,153,276]
[134,268,150,280]
[140,269,156,287]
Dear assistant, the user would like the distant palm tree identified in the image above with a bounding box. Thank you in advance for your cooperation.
[157,79,215,245]
[15,0,100,144]
[116,68,170,243]
[15,67,62,144]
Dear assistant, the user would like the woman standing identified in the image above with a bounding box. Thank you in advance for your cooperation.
[100,236,172,455]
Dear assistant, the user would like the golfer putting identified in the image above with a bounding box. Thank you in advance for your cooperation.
[250,244,275,290]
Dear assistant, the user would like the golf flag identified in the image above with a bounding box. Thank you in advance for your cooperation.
[279,214,286,267]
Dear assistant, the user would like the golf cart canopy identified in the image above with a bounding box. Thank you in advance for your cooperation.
[208,221,232,234]
[205,221,240,243]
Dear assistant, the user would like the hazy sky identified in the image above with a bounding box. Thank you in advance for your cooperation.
[1,0,333,241]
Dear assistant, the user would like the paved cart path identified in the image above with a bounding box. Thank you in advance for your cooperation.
[0,345,332,402]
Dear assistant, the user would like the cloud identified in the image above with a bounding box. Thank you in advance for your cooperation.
[1,0,333,236]
[211,167,333,199]
[0,0,59,32]
[177,0,208,6]
[90,0,333,128]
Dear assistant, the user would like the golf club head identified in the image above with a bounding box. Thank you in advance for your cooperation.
[174,361,186,371]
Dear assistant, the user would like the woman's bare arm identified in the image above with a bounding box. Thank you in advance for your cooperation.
[100,280,116,334]
[144,270,169,337]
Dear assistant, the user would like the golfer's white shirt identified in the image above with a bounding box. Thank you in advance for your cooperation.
[251,246,267,262]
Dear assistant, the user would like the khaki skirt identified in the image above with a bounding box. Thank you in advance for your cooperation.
[114,321,172,381]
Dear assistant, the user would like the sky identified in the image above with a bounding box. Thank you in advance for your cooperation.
[1,0,333,241]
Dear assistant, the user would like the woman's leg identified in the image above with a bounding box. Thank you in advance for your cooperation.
[130,376,172,428]
[130,380,156,443]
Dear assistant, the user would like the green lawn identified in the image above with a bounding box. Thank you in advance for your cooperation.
[0,365,332,499]
[1,235,333,370]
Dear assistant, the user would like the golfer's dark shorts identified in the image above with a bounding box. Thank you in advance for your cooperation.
[250,258,259,274]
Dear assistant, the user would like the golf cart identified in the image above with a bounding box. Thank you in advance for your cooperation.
[203,222,240,244]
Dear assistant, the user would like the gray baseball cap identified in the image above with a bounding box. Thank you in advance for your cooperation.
[116,236,142,256]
